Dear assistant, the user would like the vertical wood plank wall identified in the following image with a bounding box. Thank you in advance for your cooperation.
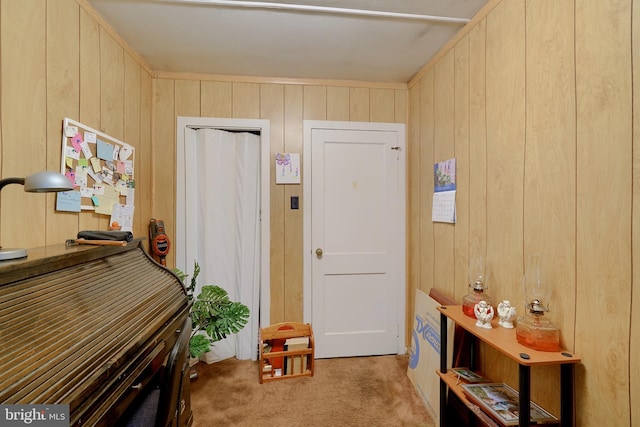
[632,1,640,425]
[408,0,636,425]
[0,0,153,251]
[1,0,638,426]
[151,77,407,323]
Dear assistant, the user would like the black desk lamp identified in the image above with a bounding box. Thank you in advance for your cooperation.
[0,171,73,260]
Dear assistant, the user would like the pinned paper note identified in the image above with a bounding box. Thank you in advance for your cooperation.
[119,144,133,161]
[94,186,119,215]
[64,125,79,137]
[80,187,93,198]
[81,141,93,159]
[97,139,114,160]
[93,185,105,195]
[101,168,114,186]
[65,171,76,187]
[126,188,135,206]
[70,133,83,152]
[74,165,88,187]
[84,132,96,143]
[115,179,128,196]
[90,157,101,173]
[110,203,134,232]
[88,169,103,184]
[65,145,80,160]
[56,190,81,212]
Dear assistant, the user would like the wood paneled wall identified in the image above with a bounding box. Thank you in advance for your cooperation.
[2,1,638,425]
[0,0,153,251]
[408,0,636,425]
[151,76,407,323]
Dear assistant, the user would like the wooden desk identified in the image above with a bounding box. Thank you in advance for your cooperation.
[0,239,192,426]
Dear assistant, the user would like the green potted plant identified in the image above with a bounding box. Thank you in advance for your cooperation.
[173,261,250,360]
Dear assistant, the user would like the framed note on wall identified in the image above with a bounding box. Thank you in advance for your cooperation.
[275,152,301,184]
[58,118,135,230]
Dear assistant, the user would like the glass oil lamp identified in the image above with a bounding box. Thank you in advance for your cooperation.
[515,254,561,352]
[462,254,493,318]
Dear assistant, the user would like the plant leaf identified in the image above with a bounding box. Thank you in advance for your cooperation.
[189,334,212,358]
[179,262,250,355]
[191,285,250,343]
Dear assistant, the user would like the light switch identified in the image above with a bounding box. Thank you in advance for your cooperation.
[291,196,299,210]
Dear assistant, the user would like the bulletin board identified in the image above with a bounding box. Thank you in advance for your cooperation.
[58,118,135,231]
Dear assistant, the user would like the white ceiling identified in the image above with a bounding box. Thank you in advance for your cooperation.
[88,0,489,83]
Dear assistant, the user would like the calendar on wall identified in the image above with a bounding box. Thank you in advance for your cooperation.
[432,158,456,223]
[57,118,135,231]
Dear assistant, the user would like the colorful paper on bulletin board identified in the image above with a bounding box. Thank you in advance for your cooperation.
[407,289,453,426]
[97,139,115,160]
[94,186,120,215]
[275,153,300,184]
[59,118,135,218]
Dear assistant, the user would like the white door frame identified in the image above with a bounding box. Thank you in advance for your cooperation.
[302,120,406,355]
[176,116,271,328]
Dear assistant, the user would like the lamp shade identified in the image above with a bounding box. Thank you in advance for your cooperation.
[0,170,73,261]
[0,171,73,193]
[23,171,73,192]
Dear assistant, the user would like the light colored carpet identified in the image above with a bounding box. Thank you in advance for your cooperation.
[190,354,435,427]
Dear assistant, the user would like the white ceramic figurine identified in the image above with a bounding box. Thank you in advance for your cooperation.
[497,300,517,329]
[473,300,494,329]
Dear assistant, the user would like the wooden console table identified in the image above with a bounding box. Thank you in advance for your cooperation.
[438,305,581,427]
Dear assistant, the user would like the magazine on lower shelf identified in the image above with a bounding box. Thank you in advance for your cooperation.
[451,367,490,383]
[461,383,558,426]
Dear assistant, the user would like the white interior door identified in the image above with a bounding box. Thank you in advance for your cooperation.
[303,121,406,359]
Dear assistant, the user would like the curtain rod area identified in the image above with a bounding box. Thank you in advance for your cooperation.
[158,0,471,24]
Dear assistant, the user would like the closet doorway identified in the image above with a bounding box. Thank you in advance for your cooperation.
[176,117,270,361]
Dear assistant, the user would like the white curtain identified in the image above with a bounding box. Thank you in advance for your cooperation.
[188,128,261,361]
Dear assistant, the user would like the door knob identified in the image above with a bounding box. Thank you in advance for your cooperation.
[315,248,323,257]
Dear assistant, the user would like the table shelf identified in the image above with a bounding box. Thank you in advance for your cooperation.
[437,370,503,427]
[438,305,580,427]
